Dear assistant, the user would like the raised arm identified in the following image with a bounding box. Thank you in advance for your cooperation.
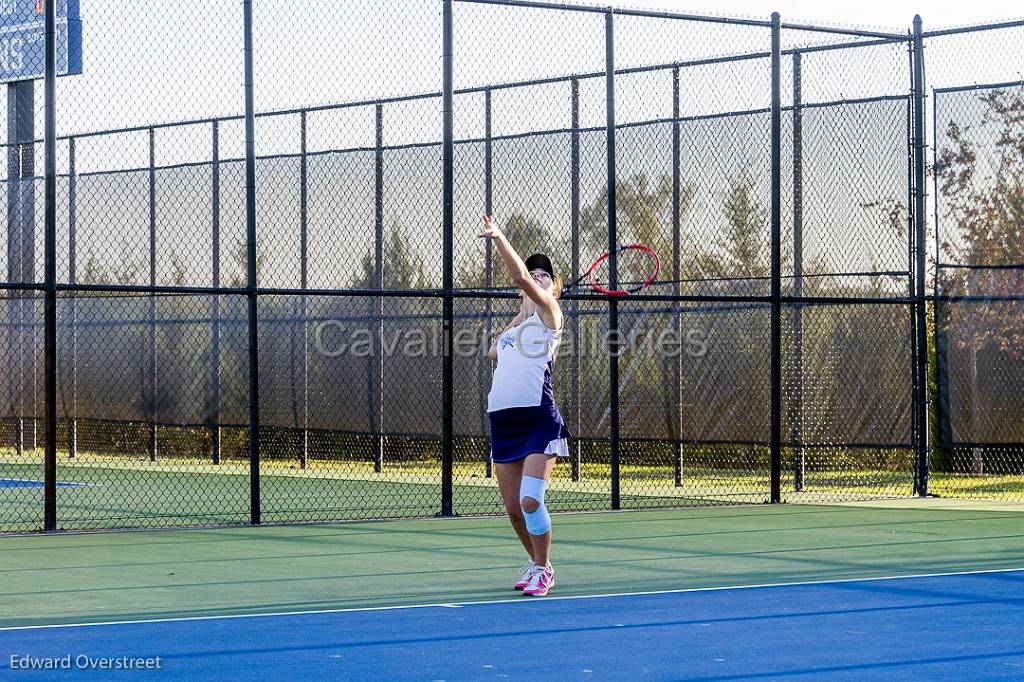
[479,216,562,331]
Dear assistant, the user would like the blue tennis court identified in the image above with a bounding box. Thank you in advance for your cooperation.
[2,569,1022,681]
[0,479,90,489]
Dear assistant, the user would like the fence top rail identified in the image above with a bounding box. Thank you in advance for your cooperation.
[921,18,1024,38]
[933,78,1024,95]
[779,20,906,40]
[936,262,1024,270]
[454,0,771,27]
[455,0,907,39]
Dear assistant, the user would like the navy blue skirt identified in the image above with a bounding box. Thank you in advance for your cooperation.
[488,401,571,464]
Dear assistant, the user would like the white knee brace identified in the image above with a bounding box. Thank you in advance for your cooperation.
[520,475,551,535]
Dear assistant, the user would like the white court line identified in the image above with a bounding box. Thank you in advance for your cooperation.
[0,478,92,488]
[1,566,1021,633]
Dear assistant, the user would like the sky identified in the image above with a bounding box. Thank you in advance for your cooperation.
[11,0,1011,164]
[31,0,1020,155]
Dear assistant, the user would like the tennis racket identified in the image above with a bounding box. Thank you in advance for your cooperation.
[566,244,661,297]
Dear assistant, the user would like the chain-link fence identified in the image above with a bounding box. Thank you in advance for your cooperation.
[1,1,1021,533]
[926,21,1024,501]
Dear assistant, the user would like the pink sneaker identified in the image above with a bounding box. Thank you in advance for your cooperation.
[514,560,537,590]
[522,565,554,596]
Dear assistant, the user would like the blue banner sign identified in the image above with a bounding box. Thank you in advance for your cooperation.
[0,0,82,83]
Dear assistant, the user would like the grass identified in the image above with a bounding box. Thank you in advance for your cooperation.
[0,445,1021,533]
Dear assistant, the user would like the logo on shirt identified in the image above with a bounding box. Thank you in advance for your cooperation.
[499,330,515,350]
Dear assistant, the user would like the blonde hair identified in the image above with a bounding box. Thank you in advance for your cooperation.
[520,274,562,300]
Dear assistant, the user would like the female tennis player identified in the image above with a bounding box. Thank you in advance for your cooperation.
[480,214,569,598]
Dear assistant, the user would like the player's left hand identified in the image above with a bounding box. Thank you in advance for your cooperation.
[479,215,504,240]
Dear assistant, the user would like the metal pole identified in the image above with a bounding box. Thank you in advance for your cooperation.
[606,9,620,510]
[211,121,222,465]
[20,82,36,452]
[440,0,455,517]
[7,80,34,459]
[911,15,930,496]
[300,110,309,470]
[907,32,922,495]
[4,88,20,459]
[791,52,805,492]
[769,13,783,504]
[373,103,384,474]
[148,127,158,462]
[483,88,494,479]
[67,136,77,460]
[243,0,261,524]
[931,62,952,459]
[42,0,58,532]
[570,77,582,483]
[672,65,683,488]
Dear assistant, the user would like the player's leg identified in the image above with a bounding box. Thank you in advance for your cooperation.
[520,452,557,596]
[495,459,537,588]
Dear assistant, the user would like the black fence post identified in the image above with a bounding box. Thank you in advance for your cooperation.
[440,0,455,517]
[672,64,683,488]
[67,136,77,461]
[606,8,620,511]
[930,55,951,477]
[791,51,805,492]
[27,120,36,454]
[769,12,783,504]
[42,0,57,532]
[300,110,310,470]
[8,80,37,455]
[6,100,18,459]
[570,77,581,483]
[243,0,261,524]
[373,103,384,474]
[911,15,930,496]
[148,127,158,463]
[211,121,222,466]
[483,88,494,479]
[909,70,922,490]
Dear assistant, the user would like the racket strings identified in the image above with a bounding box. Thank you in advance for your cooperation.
[586,244,661,296]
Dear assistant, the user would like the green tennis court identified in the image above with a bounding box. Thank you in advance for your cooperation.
[3,502,1022,629]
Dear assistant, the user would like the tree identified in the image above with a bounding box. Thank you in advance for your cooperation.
[225,239,266,288]
[579,172,696,285]
[79,243,144,286]
[577,172,703,441]
[700,170,773,283]
[935,88,1024,352]
[350,222,428,289]
[933,87,1024,472]
[857,198,912,298]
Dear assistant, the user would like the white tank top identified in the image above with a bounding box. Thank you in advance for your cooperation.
[487,312,562,412]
